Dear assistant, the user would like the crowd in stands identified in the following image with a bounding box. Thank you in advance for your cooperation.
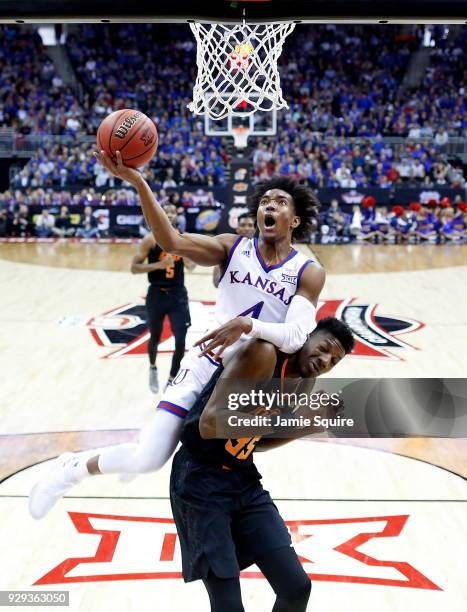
[252,135,465,188]
[0,186,138,207]
[4,23,462,140]
[320,196,467,244]
[11,134,465,190]
[0,185,224,238]
[11,140,227,190]
[66,24,227,186]
[1,24,227,188]
[0,203,103,239]
[0,27,80,136]
[0,185,220,209]
[0,23,465,211]
[1,188,465,242]
[279,24,465,138]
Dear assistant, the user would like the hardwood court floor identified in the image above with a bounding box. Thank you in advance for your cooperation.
[0,242,465,611]
[0,240,465,453]
[1,241,466,273]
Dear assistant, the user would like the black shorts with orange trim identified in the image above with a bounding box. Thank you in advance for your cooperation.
[170,445,291,583]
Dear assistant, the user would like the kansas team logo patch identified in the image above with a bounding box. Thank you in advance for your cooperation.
[59,298,424,361]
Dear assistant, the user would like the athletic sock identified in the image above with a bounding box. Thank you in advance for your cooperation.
[69,454,92,481]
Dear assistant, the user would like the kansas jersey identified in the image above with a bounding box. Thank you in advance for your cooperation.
[148,243,184,288]
[157,236,315,419]
[216,237,313,327]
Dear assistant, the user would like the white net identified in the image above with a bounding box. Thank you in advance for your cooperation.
[232,127,250,149]
[188,21,295,120]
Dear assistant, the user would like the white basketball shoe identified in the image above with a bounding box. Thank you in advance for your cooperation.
[28,452,84,520]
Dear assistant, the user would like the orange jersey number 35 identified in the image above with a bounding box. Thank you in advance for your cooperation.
[225,436,261,461]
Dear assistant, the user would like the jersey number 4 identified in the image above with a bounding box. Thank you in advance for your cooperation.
[238,301,264,319]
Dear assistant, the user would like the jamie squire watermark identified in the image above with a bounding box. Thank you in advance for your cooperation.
[213,378,467,439]
[227,412,353,429]
[225,389,354,432]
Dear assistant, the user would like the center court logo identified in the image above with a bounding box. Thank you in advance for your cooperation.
[60,298,424,361]
[34,511,440,590]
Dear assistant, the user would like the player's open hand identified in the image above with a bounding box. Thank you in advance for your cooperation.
[195,316,252,361]
[94,150,142,186]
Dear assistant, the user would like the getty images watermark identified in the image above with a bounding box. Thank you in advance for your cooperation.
[212,378,467,439]
[212,383,354,438]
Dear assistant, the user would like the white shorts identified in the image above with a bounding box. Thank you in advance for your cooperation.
[156,345,220,418]
[156,339,248,418]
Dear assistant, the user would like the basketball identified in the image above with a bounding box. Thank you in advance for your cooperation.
[96,109,158,168]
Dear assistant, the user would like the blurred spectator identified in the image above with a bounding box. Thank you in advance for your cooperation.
[176,207,187,233]
[439,205,465,242]
[76,205,99,238]
[390,205,413,243]
[432,161,449,184]
[10,204,32,237]
[0,208,8,236]
[412,159,426,182]
[34,207,55,237]
[324,199,347,241]
[434,127,449,148]
[53,205,75,237]
[251,135,464,188]
[348,204,363,237]
[162,168,177,189]
[373,206,391,242]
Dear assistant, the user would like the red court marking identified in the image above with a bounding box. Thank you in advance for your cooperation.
[34,512,441,590]
[160,533,178,562]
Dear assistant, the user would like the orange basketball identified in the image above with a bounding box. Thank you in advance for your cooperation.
[96,109,158,168]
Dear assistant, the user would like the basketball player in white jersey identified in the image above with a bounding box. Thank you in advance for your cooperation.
[29,150,325,519]
[212,212,255,287]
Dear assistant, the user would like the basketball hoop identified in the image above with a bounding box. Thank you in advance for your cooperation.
[232,126,250,149]
[188,21,295,120]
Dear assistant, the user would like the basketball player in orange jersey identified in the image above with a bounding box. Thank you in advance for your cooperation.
[131,203,195,393]
[172,317,354,611]
[212,212,256,288]
[29,150,326,519]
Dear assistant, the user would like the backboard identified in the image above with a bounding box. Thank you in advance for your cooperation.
[1,0,466,22]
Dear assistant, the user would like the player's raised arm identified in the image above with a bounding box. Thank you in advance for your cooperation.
[95,150,236,266]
